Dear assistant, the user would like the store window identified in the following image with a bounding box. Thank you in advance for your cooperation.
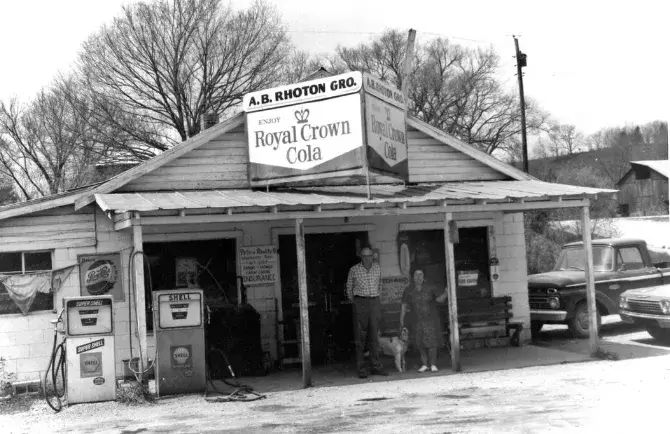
[0,251,54,314]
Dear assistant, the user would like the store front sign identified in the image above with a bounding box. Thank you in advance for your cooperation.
[247,94,364,175]
[244,71,408,185]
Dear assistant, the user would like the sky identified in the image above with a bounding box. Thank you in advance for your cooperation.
[0,0,667,136]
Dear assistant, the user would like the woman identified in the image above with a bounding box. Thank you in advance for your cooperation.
[400,269,449,372]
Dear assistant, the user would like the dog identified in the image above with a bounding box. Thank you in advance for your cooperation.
[378,327,409,373]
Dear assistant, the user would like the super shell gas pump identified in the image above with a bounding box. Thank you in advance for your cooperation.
[153,289,206,396]
[63,296,116,404]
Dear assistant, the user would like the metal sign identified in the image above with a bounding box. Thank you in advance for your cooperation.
[247,93,364,183]
[364,93,408,177]
[244,70,409,185]
[78,253,123,301]
[243,71,362,112]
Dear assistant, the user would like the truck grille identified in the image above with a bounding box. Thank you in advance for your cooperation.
[627,299,663,315]
[529,296,550,310]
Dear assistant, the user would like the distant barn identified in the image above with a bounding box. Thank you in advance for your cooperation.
[616,160,669,216]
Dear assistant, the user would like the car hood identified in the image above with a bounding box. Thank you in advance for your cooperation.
[528,270,586,288]
[622,284,670,300]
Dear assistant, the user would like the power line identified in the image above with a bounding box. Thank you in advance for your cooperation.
[286,29,492,44]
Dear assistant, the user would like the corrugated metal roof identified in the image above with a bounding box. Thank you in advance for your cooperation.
[94,180,615,213]
[631,160,670,179]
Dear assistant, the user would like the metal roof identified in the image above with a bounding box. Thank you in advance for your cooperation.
[94,180,614,214]
[631,160,670,179]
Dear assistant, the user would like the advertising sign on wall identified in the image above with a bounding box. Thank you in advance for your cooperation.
[239,245,279,286]
[364,93,408,178]
[243,71,408,185]
[246,94,364,183]
[78,253,124,301]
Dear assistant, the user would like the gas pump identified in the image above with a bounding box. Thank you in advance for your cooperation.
[153,289,206,396]
[63,295,117,404]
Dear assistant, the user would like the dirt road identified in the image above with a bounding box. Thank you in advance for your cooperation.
[3,349,670,433]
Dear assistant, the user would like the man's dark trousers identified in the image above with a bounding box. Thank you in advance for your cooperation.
[352,296,382,373]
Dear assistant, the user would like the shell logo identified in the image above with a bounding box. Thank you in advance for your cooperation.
[82,357,100,372]
[172,346,190,365]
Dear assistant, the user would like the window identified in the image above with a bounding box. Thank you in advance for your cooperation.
[0,251,54,314]
[617,247,644,271]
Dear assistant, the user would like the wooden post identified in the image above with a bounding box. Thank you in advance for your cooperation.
[444,212,461,371]
[295,218,312,387]
[581,204,599,355]
[401,28,417,100]
[132,213,148,376]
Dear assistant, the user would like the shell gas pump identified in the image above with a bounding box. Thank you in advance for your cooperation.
[63,295,116,404]
[153,289,206,396]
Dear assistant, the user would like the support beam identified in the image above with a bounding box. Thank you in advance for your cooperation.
[132,215,148,377]
[444,212,461,371]
[295,218,312,387]
[126,199,591,229]
[581,205,600,355]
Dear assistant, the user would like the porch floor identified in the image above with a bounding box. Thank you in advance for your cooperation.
[211,344,591,394]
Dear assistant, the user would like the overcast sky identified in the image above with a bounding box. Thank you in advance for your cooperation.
[0,0,667,135]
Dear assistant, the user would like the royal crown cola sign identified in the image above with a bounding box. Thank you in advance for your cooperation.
[242,71,408,185]
[244,72,364,184]
[362,74,408,179]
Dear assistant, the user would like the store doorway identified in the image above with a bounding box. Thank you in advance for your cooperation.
[143,239,265,377]
[399,227,492,299]
[278,231,369,365]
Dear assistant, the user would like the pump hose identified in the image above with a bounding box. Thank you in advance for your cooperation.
[43,332,66,412]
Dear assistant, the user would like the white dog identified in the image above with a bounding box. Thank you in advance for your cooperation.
[378,327,409,372]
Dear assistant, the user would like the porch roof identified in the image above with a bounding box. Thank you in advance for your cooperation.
[95,180,614,214]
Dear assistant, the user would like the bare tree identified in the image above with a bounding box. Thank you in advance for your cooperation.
[0,79,110,199]
[79,0,290,144]
[336,31,547,156]
[546,123,585,156]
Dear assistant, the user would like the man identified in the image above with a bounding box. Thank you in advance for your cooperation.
[346,246,387,378]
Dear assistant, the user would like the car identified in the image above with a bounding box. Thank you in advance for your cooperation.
[528,238,670,338]
[619,283,670,344]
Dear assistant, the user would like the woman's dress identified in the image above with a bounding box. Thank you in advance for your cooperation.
[402,284,444,349]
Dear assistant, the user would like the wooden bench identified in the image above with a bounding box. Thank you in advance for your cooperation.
[442,296,522,349]
[382,296,523,349]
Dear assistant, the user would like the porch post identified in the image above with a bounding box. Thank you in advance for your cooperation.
[581,204,600,355]
[444,212,461,371]
[295,218,312,387]
[132,213,148,376]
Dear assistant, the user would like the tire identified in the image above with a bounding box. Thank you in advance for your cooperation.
[568,302,601,339]
[530,321,544,338]
[645,324,670,345]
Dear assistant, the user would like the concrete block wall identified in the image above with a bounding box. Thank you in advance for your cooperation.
[0,207,136,382]
[493,212,531,342]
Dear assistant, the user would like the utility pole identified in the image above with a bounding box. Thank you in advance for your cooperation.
[513,35,529,173]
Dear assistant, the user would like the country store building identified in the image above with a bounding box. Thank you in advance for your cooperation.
[0,71,609,387]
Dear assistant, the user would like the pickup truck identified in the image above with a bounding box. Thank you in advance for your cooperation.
[619,283,670,344]
[528,238,670,338]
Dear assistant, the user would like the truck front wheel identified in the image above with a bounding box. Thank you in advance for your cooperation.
[646,324,670,345]
[568,302,601,339]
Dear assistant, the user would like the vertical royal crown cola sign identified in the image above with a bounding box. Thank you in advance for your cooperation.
[242,71,408,185]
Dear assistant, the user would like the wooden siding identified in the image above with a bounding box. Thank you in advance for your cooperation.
[618,172,669,216]
[120,120,511,192]
[0,206,96,252]
[120,124,250,191]
[407,126,510,183]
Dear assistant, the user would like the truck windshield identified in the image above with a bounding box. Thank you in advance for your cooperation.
[553,246,614,272]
